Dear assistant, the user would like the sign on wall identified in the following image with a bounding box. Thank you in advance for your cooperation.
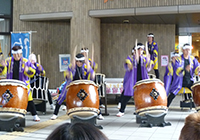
[161,55,169,67]
[59,54,70,72]
[11,32,30,59]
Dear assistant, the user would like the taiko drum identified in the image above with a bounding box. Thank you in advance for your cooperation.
[134,79,167,116]
[66,80,99,118]
[191,81,200,112]
[0,79,28,118]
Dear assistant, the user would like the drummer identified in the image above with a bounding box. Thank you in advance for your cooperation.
[117,47,135,110]
[144,33,159,78]
[164,51,179,95]
[80,47,104,120]
[167,43,200,107]
[116,42,152,117]
[51,46,95,120]
[0,45,40,121]
[29,53,55,110]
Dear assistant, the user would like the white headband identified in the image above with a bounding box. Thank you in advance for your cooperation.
[182,44,192,50]
[12,49,23,54]
[75,57,85,61]
[147,34,154,37]
[135,45,144,50]
[80,50,89,53]
[170,52,179,58]
[29,54,37,62]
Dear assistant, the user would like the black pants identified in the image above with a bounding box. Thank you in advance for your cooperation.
[47,90,53,105]
[119,90,125,103]
[154,69,159,79]
[27,101,37,116]
[53,102,61,115]
[119,94,132,113]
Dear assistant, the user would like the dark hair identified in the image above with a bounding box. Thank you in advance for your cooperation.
[183,43,190,47]
[12,46,22,51]
[76,53,84,59]
[195,56,199,61]
[179,112,200,140]
[46,122,108,140]
[148,33,154,36]
[147,33,154,41]
[133,43,144,50]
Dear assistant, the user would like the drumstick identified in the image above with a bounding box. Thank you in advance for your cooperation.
[135,39,139,63]
[38,54,41,65]
[72,45,77,70]
[145,41,150,63]
[91,43,94,68]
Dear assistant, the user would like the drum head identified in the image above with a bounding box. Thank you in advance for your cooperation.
[134,79,164,89]
[0,79,27,89]
[191,81,200,90]
[67,80,98,89]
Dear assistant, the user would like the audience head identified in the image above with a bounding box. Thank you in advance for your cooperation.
[179,112,200,140]
[46,122,108,140]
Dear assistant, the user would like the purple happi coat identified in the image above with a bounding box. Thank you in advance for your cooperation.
[163,62,174,95]
[169,54,200,95]
[0,57,36,97]
[34,62,45,76]
[57,63,94,105]
[123,55,150,96]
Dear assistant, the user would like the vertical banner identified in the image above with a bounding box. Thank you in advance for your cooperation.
[11,32,30,59]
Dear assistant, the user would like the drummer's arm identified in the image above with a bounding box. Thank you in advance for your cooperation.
[0,59,7,75]
[125,58,132,71]
[193,58,200,75]
[64,64,73,81]
[24,60,36,78]
[37,63,45,76]
[40,70,46,76]
[86,65,95,81]
[175,63,184,77]
[146,60,154,72]
[93,62,98,72]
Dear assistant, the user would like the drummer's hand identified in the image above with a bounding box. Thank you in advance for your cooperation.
[127,63,132,70]
[66,71,70,78]
[38,65,42,71]
[0,60,6,67]
[185,65,190,72]
[41,73,45,76]
[24,66,29,72]
[197,67,200,73]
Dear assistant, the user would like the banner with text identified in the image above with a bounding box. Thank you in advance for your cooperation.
[11,32,30,59]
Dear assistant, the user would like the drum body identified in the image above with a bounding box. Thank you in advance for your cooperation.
[0,79,28,118]
[66,80,99,118]
[191,81,200,111]
[30,75,49,103]
[134,79,167,116]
